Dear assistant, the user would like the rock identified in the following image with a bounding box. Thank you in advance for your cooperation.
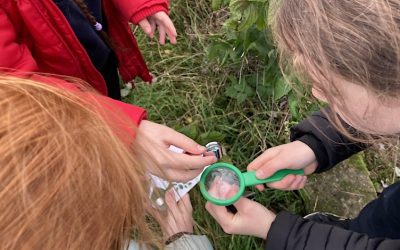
[303,153,377,218]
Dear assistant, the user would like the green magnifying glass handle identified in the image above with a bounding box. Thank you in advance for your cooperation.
[243,169,304,186]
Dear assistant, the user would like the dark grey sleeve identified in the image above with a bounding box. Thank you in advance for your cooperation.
[264,212,400,250]
[290,108,365,173]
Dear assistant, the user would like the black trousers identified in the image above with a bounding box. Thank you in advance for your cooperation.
[100,53,121,100]
[349,181,400,239]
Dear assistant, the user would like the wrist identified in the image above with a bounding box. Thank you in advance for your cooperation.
[258,208,277,239]
[292,141,318,170]
[130,6,168,24]
[293,141,316,160]
[164,224,193,240]
[165,232,192,245]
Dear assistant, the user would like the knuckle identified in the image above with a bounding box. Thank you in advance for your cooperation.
[272,158,285,168]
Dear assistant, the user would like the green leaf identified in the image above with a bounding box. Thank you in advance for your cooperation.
[211,0,223,10]
[237,4,259,31]
[288,91,300,120]
[177,124,200,140]
[255,3,267,30]
[198,131,226,145]
[273,77,291,100]
[225,77,255,103]
[208,42,232,63]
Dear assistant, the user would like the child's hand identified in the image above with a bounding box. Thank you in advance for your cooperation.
[205,198,276,239]
[160,192,194,239]
[247,141,318,191]
[136,120,217,182]
[138,11,177,45]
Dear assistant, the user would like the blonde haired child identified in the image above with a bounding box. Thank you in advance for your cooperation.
[206,0,400,248]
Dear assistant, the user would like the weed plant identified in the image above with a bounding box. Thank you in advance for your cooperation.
[124,0,315,249]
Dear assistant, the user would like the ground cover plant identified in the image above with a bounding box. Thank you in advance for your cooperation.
[124,0,399,249]
[124,1,307,248]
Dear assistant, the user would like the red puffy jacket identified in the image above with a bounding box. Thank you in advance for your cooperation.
[23,72,147,139]
[0,0,167,95]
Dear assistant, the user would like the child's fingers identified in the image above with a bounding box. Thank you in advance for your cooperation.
[158,25,166,45]
[293,176,307,189]
[269,175,306,190]
[266,174,296,190]
[300,176,308,188]
[165,190,178,210]
[288,175,305,190]
[138,19,153,38]
[247,148,278,171]
[254,157,289,179]
[231,197,255,211]
[164,22,177,44]
[178,193,193,213]
[206,198,255,234]
[169,153,216,171]
[150,20,157,36]
[205,202,234,230]
[164,129,207,155]
[255,184,265,191]
[160,17,177,44]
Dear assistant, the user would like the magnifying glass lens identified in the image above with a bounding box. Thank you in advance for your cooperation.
[205,168,240,200]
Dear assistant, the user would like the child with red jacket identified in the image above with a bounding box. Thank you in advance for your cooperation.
[0,1,212,185]
[0,0,176,99]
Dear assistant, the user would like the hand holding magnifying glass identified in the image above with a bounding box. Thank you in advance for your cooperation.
[200,162,304,206]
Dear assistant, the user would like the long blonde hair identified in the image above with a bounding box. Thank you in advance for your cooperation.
[0,75,160,249]
[271,0,400,141]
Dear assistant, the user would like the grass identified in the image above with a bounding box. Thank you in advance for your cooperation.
[123,1,305,249]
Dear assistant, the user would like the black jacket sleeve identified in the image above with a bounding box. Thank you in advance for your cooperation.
[264,212,400,250]
[290,108,365,173]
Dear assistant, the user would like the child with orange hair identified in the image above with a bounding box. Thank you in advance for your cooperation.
[0,75,213,249]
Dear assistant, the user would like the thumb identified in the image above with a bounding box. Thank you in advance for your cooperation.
[138,19,153,38]
[165,129,207,155]
[247,148,279,171]
[254,158,286,179]
[205,201,234,223]
[232,197,254,211]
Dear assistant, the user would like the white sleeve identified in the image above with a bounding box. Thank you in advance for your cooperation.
[165,234,214,250]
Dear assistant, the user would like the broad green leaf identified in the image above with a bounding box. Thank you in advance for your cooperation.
[198,131,226,145]
[177,124,200,140]
[273,77,291,100]
[288,91,300,120]
[237,4,259,31]
[208,42,231,62]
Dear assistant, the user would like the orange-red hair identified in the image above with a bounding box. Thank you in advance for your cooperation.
[0,75,161,249]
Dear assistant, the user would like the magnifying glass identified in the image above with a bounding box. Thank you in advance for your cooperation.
[199,162,304,206]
